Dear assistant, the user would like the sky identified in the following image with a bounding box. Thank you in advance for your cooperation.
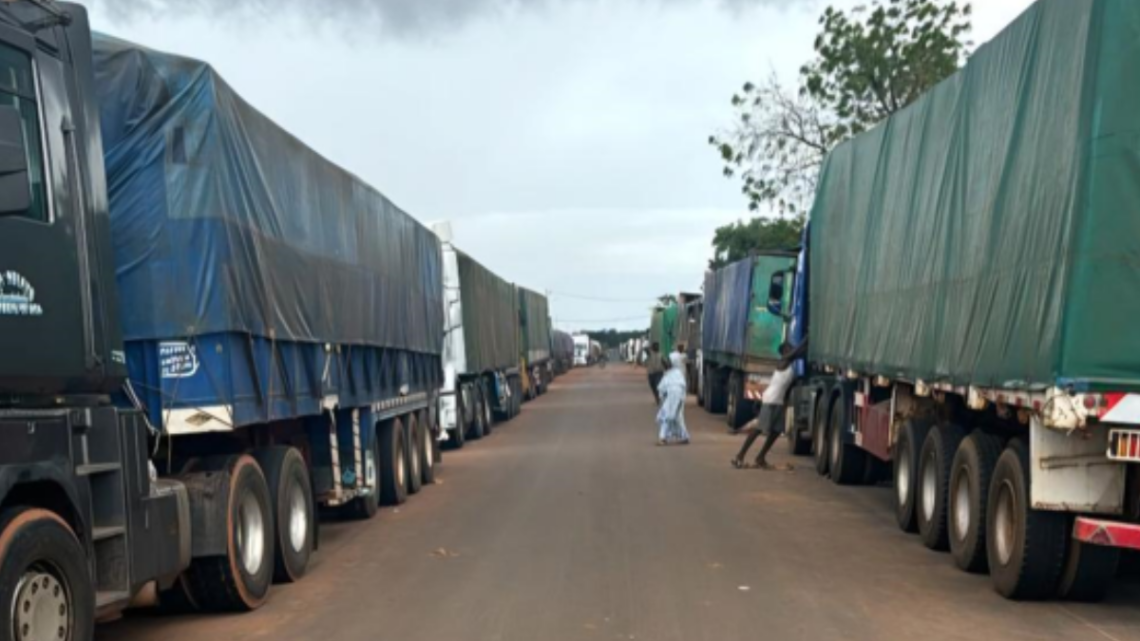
[83,0,1037,332]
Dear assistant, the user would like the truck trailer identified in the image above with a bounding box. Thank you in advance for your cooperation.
[552,330,575,375]
[434,224,523,449]
[573,334,591,367]
[774,0,1140,601]
[0,7,444,639]
[517,287,553,399]
[700,253,796,429]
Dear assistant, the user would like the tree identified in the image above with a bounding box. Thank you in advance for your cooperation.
[710,215,804,269]
[710,0,972,215]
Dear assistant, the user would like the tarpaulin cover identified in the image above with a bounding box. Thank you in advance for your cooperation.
[552,330,575,362]
[809,0,1140,391]
[457,250,517,372]
[703,259,752,359]
[517,287,551,363]
[650,303,678,356]
[93,34,443,354]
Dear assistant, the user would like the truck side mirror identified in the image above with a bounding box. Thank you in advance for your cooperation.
[766,272,785,316]
[0,105,30,216]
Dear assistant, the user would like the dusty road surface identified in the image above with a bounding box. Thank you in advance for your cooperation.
[99,366,1140,641]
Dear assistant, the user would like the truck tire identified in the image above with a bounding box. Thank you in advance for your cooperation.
[917,423,966,551]
[696,370,706,408]
[986,439,1067,600]
[894,419,932,533]
[726,372,753,430]
[466,392,485,441]
[379,419,409,506]
[185,454,275,612]
[252,446,315,583]
[0,508,94,641]
[420,411,437,486]
[949,431,1002,573]
[812,389,831,476]
[406,415,424,496]
[480,384,495,436]
[1057,537,1119,602]
[828,393,865,485]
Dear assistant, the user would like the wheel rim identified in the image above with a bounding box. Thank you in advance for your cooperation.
[994,480,1017,566]
[410,430,420,478]
[829,419,840,467]
[952,471,970,543]
[484,399,492,427]
[12,565,70,641]
[896,448,910,506]
[238,489,266,575]
[424,426,434,471]
[921,452,937,522]
[397,440,406,488]
[287,479,309,553]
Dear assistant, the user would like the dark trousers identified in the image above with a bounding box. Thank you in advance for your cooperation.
[648,373,663,403]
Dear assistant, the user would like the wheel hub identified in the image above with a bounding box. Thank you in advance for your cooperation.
[896,449,910,505]
[994,480,1016,566]
[12,567,69,641]
[921,452,937,522]
[287,481,309,553]
[952,472,971,542]
[397,446,406,487]
[238,490,266,575]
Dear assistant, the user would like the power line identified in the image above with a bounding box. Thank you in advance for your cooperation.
[554,315,649,325]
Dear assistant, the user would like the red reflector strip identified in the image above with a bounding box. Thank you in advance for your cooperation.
[1075,517,1140,550]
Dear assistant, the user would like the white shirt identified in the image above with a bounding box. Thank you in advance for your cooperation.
[762,367,795,405]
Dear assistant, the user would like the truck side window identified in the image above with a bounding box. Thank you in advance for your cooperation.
[0,44,46,222]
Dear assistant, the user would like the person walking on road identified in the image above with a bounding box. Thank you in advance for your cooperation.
[731,339,808,470]
[656,353,691,445]
[645,342,668,405]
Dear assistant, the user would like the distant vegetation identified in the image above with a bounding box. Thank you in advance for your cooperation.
[579,329,646,350]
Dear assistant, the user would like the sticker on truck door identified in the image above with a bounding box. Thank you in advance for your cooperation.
[0,271,43,316]
[160,341,200,379]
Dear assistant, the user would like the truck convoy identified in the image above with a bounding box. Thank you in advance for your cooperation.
[0,6,558,640]
[710,0,1140,602]
[435,224,524,448]
[700,254,796,429]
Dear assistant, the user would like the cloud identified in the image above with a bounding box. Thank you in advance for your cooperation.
[99,0,811,36]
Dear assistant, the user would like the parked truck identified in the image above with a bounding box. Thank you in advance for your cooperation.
[648,302,678,357]
[700,254,797,429]
[675,293,703,395]
[573,334,591,367]
[517,287,553,399]
[771,0,1140,602]
[434,224,523,449]
[0,8,444,639]
[552,330,575,376]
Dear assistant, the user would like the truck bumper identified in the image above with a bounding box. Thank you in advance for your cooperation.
[1074,517,1140,550]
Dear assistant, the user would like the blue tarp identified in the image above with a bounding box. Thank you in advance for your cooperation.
[702,258,752,358]
[93,34,443,355]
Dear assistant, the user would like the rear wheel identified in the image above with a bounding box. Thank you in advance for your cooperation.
[185,454,275,612]
[812,391,831,476]
[421,411,438,485]
[987,439,1067,600]
[949,431,1002,573]
[406,415,424,495]
[252,446,315,583]
[917,424,966,551]
[828,393,865,485]
[894,419,931,533]
[379,419,409,506]
[481,384,495,436]
[466,389,485,441]
[0,508,93,641]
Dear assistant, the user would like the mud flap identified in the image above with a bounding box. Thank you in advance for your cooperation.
[1031,417,1125,515]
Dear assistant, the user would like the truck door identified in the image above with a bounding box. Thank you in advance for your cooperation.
[746,253,797,362]
[0,21,120,395]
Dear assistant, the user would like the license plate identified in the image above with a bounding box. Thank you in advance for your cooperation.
[1108,429,1140,462]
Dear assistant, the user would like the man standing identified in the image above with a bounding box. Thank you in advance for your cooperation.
[645,342,668,405]
[731,339,808,470]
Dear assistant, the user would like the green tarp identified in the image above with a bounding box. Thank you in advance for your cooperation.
[518,287,552,364]
[809,0,1140,392]
[457,251,518,373]
[650,303,678,356]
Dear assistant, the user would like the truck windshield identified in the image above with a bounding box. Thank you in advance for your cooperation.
[0,43,46,222]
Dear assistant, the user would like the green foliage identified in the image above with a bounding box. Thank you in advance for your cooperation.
[582,329,646,350]
[709,0,972,215]
[710,215,805,269]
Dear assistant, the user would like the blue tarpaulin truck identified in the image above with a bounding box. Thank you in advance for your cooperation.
[0,5,445,639]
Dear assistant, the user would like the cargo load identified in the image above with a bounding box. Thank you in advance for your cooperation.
[94,34,444,428]
[518,287,552,364]
[649,303,678,356]
[457,250,518,372]
[808,0,1140,391]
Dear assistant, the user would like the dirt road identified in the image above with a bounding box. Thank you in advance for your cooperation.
[99,366,1140,641]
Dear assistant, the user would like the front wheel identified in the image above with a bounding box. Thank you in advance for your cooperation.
[0,509,94,641]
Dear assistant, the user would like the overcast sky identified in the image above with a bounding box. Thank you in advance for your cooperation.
[83,0,1036,332]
